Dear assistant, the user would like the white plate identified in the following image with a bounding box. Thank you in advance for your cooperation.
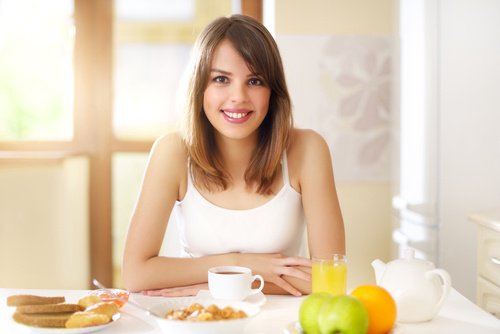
[196,289,267,306]
[150,298,260,334]
[15,313,121,334]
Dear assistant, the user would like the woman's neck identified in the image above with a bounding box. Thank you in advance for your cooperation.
[215,134,257,180]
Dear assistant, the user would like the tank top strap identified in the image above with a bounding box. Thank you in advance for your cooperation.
[281,151,290,186]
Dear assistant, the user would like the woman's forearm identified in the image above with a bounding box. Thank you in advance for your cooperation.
[122,253,238,292]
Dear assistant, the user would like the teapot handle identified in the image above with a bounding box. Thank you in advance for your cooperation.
[426,268,451,316]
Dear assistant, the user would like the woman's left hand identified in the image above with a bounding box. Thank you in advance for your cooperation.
[142,283,208,297]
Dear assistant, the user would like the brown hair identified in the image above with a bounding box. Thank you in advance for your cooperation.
[181,14,292,195]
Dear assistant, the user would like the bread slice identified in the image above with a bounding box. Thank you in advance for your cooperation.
[13,311,73,328]
[7,295,65,307]
[16,303,83,314]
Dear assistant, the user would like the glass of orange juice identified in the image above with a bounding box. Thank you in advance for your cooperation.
[312,254,347,295]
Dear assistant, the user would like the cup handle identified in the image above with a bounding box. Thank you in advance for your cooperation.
[250,274,265,295]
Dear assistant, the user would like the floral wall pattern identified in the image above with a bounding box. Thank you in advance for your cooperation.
[278,35,392,182]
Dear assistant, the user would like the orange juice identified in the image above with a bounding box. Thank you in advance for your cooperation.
[312,255,347,295]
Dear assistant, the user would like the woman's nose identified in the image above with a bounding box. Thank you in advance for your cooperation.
[229,83,248,102]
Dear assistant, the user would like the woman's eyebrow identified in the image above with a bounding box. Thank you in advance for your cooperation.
[210,68,257,78]
[210,68,231,75]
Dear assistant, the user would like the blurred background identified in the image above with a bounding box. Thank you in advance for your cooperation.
[1,0,499,317]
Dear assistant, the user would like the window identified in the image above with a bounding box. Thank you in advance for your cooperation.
[0,0,74,141]
[0,0,262,288]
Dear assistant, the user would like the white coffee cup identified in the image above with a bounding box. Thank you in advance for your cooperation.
[208,266,264,301]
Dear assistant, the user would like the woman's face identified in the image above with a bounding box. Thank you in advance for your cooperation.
[203,39,271,142]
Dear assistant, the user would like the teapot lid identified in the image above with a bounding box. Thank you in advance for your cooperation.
[403,247,416,260]
[392,247,435,270]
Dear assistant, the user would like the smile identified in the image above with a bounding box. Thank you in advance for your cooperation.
[222,111,250,119]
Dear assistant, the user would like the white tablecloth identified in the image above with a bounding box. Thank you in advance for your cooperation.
[1,288,499,333]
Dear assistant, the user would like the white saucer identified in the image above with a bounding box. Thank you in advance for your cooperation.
[195,290,267,306]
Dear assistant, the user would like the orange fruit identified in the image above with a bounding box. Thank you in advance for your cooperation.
[351,284,397,334]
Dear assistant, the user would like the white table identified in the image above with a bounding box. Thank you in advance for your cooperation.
[1,288,499,333]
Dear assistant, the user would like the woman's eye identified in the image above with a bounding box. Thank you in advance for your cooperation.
[213,76,228,83]
[249,78,264,86]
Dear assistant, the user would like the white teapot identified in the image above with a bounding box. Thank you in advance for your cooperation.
[371,248,451,323]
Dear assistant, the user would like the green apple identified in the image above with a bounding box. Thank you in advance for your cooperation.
[299,293,332,334]
[317,295,369,334]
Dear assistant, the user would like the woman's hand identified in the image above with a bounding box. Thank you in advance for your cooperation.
[237,253,311,296]
[142,283,208,297]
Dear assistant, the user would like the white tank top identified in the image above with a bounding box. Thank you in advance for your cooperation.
[173,152,306,258]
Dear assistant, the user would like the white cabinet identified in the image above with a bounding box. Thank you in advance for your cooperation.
[470,208,500,318]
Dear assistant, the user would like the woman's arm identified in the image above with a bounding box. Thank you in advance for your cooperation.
[122,133,311,294]
[291,129,345,259]
[122,132,218,291]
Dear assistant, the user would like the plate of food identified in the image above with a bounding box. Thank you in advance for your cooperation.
[7,292,125,333]
[149,298,260,334]
[13,313,121,334]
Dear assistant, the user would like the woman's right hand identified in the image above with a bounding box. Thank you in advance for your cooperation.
[236,253,311,296]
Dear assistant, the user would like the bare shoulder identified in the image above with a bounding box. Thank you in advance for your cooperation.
[149,131,187,165]
[288,128,331,160]
[148,132,188,179]
[287,128,333,188]
[152,131,186,155]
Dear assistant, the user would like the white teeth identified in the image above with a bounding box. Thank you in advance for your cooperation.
[224,111,248,119]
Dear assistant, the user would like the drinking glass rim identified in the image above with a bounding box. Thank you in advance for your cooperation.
[311,254,347,263]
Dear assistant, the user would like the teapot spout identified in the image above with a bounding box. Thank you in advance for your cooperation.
[371,259,387,284]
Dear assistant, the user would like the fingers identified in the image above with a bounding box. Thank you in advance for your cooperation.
[274,276,303,297]
[275,266,311,282]
[280,256,312,267]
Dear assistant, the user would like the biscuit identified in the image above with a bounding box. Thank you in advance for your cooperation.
[16,303,83,314]
[7,295,65,307]
[13,311,73,328]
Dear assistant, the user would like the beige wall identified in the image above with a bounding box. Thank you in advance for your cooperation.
[0,157,90,289]
[275,0,394,35]
[274,0,395,288]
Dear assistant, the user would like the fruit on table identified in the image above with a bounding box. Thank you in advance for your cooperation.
[317,295,369,334]
[299,292,332,334]
[351,285,396,334]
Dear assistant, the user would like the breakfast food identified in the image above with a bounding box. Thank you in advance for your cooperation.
[165,303,248,322]
[7,295,65,306]
[78,294,102,309]
[9,294,77,328]
[84,301,120,318]
[16,303,82,314]
[7,292,122,329]
[65,311,111,328]
[13,311,74,328]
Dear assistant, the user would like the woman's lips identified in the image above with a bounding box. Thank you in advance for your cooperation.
[221,109,252,123]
